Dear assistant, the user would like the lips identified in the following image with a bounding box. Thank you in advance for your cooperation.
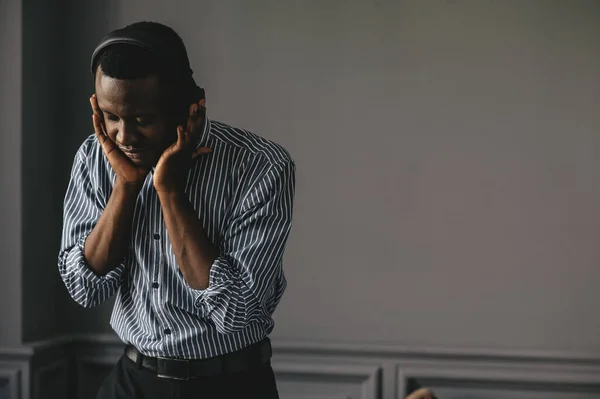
[121,148,148,159]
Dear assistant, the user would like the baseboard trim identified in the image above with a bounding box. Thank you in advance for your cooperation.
[270,339,600,365]
[28,333,599,364]
[0,365,22,399]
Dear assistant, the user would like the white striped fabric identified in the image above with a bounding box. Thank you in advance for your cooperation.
[58,119,295,359]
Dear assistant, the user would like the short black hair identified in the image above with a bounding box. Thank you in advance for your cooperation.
[93,21,187,81]
[94,44,158,79]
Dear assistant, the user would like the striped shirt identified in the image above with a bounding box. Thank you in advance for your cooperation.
[58,118,295,359]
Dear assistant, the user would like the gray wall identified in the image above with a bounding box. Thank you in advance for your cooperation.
[2,1,600,398]
[20,0,66,343]
[0,0,68,347]
[56,0,600,354]
[0,0,23,347]
[53,0,118,336]
[3,0,600,356]
[0,0,106,346]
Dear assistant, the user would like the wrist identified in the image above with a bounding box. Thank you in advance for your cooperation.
[154,178,185,195]
[157,188,186,204]
[114,179,143,198]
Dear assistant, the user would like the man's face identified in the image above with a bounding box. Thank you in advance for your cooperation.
[94,66,178,168]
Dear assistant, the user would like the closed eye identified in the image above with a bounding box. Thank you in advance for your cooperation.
[104,112,119,122]
[136,117,154,127]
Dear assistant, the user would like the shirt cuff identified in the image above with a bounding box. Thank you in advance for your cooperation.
[66,233,123,287]
[192,255,236,309]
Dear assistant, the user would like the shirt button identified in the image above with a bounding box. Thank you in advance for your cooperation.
[164,328,172,335]
[153,233,160,240]
[152,282,159,289]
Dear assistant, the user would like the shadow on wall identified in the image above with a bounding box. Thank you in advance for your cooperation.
[20,0,117,344]
[55,0,119,337]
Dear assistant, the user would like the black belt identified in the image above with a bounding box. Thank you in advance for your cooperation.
[124,338,272,380]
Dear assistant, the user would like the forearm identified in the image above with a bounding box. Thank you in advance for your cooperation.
[158,191,219,290]
[84,182,140,275]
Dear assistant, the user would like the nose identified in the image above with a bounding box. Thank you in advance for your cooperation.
[115,121,140,147]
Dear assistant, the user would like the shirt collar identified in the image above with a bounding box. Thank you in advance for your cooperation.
[195,117,211,149]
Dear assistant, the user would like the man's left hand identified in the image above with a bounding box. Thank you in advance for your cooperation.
[154,100,212,193]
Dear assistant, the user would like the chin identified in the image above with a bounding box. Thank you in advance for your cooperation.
[126,155,153,168]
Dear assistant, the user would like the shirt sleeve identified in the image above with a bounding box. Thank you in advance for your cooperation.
[189,159,296,334]
[57,143,125,308]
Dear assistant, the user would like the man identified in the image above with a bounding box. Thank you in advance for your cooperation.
[58,21,295,398]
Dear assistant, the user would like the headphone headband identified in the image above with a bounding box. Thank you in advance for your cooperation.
[91,27,193,76]
[90,25,204,101]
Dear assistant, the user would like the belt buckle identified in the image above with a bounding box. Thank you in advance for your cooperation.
[156,357,191,380]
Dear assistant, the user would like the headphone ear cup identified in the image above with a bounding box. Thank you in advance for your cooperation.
[183,85,203,106]
[176,86,204,123]
[193,86,205,103]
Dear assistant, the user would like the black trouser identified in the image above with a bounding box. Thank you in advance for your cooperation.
[96,354,280,399]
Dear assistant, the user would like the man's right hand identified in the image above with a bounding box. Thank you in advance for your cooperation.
[90,94,149,188]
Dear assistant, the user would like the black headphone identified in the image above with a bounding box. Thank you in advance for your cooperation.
[90,26,205,104]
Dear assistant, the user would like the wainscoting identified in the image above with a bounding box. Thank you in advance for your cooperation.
[0,346,31,399]
[2,335,600,399]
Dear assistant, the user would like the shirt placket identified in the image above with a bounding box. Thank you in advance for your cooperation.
[147,173,173,354]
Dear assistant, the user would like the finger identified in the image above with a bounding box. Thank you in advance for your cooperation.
[196,100,206,118]
[90,95,107,136]
[176,125,185,147]
[406,388,433,399]
[185,104,199,141]
[90,94,102,115]
[92,113,117,157]
[92,114,107,141]
[192,147,212,159]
